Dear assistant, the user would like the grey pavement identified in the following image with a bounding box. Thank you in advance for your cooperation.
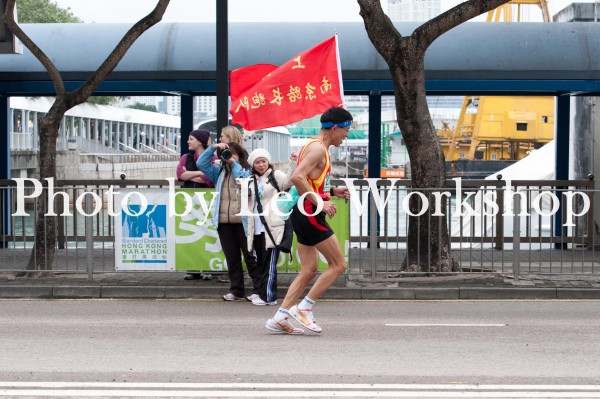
[1,247,600,300]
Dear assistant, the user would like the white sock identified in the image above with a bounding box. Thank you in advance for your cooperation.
[299,296,315,310]
[273,307,289,322]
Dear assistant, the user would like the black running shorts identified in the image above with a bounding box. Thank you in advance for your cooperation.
[290,198,334,246]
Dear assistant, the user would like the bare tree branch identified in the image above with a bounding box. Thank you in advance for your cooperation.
[2,0,66,95]
[357,0,517,272]
[413,0,511,51]
[4,0,172,274]
[357,0,402,63]
[73,0,171,104]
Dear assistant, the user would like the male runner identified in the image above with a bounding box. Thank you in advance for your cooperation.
[265,106,352,334]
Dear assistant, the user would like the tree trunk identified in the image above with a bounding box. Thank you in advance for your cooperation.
[24,103,66,275]
[357,0,512,273]
[392,51,458,273]
[4,0,171,276]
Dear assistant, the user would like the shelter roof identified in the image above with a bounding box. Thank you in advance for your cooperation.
[0,22,599,95]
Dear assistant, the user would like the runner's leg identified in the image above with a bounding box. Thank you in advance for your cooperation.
[280,243,318,310]
[305,234,347,301]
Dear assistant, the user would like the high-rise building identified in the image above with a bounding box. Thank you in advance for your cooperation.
[194,96,217,117]
[387,0,441,21]
[165,96,181,116]
[115,96,160,109]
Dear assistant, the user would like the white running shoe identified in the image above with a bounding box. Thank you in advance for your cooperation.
[289,305,322,333]
[265,317,304,335]
[252,297,277,306]
[222,293,242,301]
[246,294,260,302]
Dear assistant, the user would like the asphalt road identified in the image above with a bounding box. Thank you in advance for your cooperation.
[0,299,599,398]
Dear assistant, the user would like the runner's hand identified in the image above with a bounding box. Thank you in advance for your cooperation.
[322,201,336,218]
[332,187,350,200]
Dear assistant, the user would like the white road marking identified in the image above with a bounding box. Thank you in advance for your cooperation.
[1,390,600,397]
[1,383,600,389]
[385,323,507,327]
[1,383,600,398]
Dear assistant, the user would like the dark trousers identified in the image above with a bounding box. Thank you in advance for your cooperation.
[254,233,279,303]
[217,223,259,298]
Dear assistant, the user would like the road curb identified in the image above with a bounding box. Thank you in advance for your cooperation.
[0,286,53,298]
[460,287,557,300]
[1,285,600,300]
[53,286,102,298]
[556,288,600,299]
[100,286,166,298]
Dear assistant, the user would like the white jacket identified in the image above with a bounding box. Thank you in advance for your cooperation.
[246,162,295,251]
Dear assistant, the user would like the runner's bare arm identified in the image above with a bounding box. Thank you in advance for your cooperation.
[291,143,325,206]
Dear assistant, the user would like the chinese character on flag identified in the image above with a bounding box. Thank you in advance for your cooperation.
[229,35,344,131]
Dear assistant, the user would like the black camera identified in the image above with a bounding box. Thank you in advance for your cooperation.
[220,148,232,160]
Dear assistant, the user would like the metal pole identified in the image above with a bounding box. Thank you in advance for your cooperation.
[554,95,570,249]
[0,96,10,248]
[180,96,194,157]
[85,194,94,280]
[513,195,520,281]
[369,193,377,283]
[216,0,229,140]
[367,91,382,250]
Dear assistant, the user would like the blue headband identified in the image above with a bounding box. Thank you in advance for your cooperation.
[321,120,352,129]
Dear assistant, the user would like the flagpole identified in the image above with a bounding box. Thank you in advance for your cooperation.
[335,33,345,108]
[336,32,348,177]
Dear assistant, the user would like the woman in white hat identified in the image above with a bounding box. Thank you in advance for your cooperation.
[246,148,297,306]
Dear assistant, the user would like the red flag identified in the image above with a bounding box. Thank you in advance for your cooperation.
[230,64,278,100]
[229,35,344,131]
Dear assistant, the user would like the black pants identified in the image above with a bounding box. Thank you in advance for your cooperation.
[217,223,259,298]
[254,233,279,303]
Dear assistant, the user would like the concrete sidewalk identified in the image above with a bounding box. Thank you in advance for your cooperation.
[1,269,600,300]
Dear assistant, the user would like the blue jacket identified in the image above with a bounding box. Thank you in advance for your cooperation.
[197,146,251,229]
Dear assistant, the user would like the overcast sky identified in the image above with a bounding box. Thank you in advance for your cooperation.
[51,0,585,23]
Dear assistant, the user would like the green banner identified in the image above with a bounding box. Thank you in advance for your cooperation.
[174,189,349,272]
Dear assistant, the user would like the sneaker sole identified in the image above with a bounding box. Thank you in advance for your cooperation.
[265,324,286,334]
[289,310,322,333]
[265,320,303,335]
[253,301,278,306]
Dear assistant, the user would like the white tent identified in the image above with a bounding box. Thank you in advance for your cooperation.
[451,141,555,248]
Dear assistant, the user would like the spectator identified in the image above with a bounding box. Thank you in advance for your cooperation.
[219,125,244,146]
[176,129,215,280]
[246,148,297,306]
[197,141,260,301]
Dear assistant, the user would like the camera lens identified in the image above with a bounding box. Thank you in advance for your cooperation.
[221,148,232,160]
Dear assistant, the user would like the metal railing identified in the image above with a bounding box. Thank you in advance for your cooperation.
[10,132,34,150]
[341,178,598,279]
[0,178,597,279]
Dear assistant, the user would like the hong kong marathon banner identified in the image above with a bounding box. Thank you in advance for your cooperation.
[115,188,349,272]
[115,189,174,270]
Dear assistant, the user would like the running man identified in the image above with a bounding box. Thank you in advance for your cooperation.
[265,107,352,335]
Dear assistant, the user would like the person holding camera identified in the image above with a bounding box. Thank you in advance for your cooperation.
[245,148,298,306]
[219,125,244,146]
[197,140,260,301]
[176,129,215,280]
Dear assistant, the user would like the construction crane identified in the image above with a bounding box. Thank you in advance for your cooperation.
[487,0,550,22]
[444,0,553,166]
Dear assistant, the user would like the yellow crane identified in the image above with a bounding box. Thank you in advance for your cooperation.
[444,0,554,164]
[487,0,550,22]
